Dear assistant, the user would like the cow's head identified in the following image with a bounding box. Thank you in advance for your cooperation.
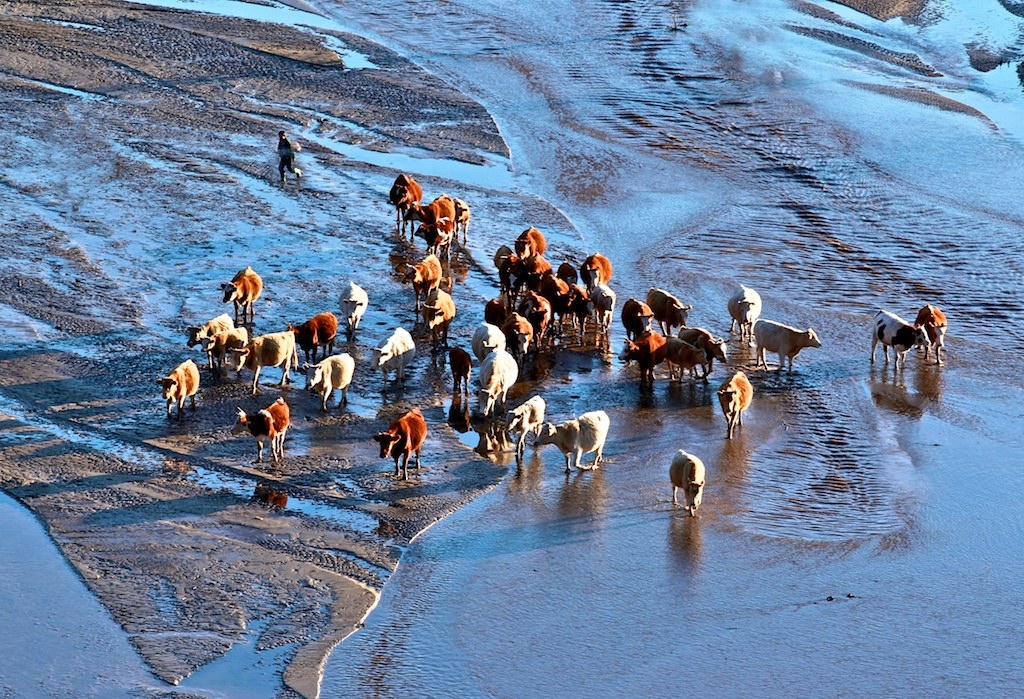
[185,325,204,348]
[227,346,251,371]
[373,431,401,458]
[156,377,177,400]
[618,340,639,363]
[805,329,822,348]
[708,338,728,362]
[533,423,558,446]
[231,407,250,434]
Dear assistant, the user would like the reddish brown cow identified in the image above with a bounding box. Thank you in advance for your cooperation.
[448,346,472,394]
[403,254,443,312]
[621,298,655,341]
[389,174,424,238]
[514,227,547,259]
[484,298,509,328]
[519,290,553,350]
[539,273,573,326]
[619,331,669,386]
[221,266,263,325]
[373,408,428,479]
[233,397,290,463]
[516,255,552,297]
[580,253,613,290]
[408,195,455,236]
[557,261,578,285]
[567,284,593,343]
[289,312,338,363]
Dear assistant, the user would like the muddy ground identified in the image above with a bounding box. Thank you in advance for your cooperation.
[0,2,555,696]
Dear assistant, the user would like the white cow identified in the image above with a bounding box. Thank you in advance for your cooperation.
[505,396,546,457]
[753,319,821,373]
[478,349,518,418]
[728,286,762,345]
[669,450,705,516]
[535,410,610,474]
[340,281,368,341]
[306,353,355,411]
[590,283,617,332]
[471,322,507,362]
[376,328,416,385]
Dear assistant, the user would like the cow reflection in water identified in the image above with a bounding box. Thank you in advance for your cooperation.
[668,514,703,577]
[558,468,609,523]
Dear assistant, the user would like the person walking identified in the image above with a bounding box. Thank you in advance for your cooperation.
[277,130,302,183]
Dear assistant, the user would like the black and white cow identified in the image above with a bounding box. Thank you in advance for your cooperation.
[871,310,928,368]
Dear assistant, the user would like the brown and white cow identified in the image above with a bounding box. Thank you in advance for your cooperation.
[453,197,471,244]
[580,253,613,290]
[233,397,290,463]
[677,327,727,377]
[186,313,234,369]
[421,288,456,348]
[221,266,263,325]
[374,408,428,479]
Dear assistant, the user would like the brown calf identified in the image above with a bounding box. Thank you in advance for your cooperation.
[374,408,428,479]
[157,359,200,419]
[514,227,547,259]
[449,346,472,394]
[717,371,753,439]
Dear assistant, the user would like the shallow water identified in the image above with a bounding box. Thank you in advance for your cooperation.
[317,0,1024,695]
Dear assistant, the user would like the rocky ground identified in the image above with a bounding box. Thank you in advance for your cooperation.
[0,2,562,696]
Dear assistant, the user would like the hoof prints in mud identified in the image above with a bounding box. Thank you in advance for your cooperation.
[738,385,910,541]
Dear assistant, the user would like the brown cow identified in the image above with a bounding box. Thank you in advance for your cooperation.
[449,346,472,394]
[157,359,200,419]
[421,288,456,348]
[373,408,428,479]
[665,337,708,382]
[677,327,727,377]
[646,288,693,337]
[514,227,547,259]
[501,312,534,360]
[289,312,338,363]
[403,254,443,312]
[567,284,593,343]
[519,290,553,350]
[484,298,509,328]
[388,173,423,238]
[556,261,578,285]
[233,397,290,463]
[717,371,753,439]
[914,304,948,365]
[221,266,263,325]
[618,331,668,385]
[621,297,654,341]
[408,194,456,252]
[580,253,613,290]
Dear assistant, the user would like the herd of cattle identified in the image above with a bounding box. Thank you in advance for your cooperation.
[155,173,950,517]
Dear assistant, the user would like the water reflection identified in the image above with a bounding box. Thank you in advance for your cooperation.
[912,361,944,404]
[667,513,703,577]
[869,364,924,416]
[558,468,608,522]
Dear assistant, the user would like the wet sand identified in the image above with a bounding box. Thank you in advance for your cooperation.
[0,1,538,695]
